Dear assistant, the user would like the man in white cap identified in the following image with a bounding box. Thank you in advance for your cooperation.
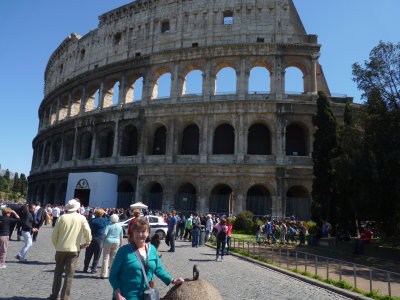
[48,199,92,300]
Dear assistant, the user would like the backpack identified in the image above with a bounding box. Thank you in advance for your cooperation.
[216,225,227,240]
[186,218,193,230]
[192,217,201,229]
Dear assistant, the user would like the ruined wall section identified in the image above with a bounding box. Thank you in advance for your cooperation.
[44,0,315,97]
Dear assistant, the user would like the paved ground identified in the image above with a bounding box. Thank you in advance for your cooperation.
[1,225,352,300]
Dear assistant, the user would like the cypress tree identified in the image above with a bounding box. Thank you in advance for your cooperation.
[311,91,340,233]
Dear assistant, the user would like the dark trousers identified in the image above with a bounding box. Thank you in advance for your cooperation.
[84,237,103,271]
[50,251,79,300]
[32,224,42,242]
[216,237,226,258]
[167,231,175,252]
[52,217,58,227]
[9,222,16,238]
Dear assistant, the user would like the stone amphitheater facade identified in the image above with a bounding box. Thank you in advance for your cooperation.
[28,0,351,219]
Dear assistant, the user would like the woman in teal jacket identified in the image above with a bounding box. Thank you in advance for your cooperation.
[109,218,184,300]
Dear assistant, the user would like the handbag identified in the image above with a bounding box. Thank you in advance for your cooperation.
[133,245,160,300]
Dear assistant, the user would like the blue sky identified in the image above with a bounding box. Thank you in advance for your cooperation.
[0,0,399,176]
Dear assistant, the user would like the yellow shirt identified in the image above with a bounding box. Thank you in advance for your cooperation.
[52,212,92,252]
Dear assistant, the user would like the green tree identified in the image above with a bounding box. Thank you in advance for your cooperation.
[311,91,340,234]
[19,173,28,197]
[12,172,20,193]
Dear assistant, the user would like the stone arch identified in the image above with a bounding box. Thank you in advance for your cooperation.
[126,74,144,102]
[161,19,170,33]
[117,181,135,209]
[175,182,197,213]
[285,122,309,156]
[35,142,44,167]
[97,127,114,158]
[248,63,272,94]
[285,61,308,94]
[104,78,120,107]
[209,184,233,215]
[286,185,311,220]
[43,141,51,165]
[213,123,235,154]
[51,136,62,163]
[85,84,101,112]
[120,124,138,156]
[63,133,74,161]
[246,185,272,217]
[143,182,163,210]
[71,89,83,116]
[215,63,237,95]
[79,131,92,159]
[182,66,203,96]
[151,68,172,100]
[47,184,56,205]
[180,124,200,155]
[58,96,69,121]
[151,125,167,155]
[247,123,271,155]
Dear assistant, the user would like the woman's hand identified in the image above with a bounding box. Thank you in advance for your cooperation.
[171,277,185,285]
[114,289,126,300]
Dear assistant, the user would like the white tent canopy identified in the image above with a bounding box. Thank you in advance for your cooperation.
[130,202,148,209]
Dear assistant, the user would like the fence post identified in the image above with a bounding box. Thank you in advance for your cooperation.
[305,253,308,273]
[369,268,372,293]
[326,258,329,279]
[315,256,318,276]
[387,272,391,297]
[353,264,357,288]
[339,263,342,281]
[233,238,236,249]
[287,250,289,269]
[248,241,250,255]
[271,247,274,264]
[295,251,298,270]
[278,248,281,266]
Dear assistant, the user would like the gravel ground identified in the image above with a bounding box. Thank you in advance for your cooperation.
[1,225,351,300]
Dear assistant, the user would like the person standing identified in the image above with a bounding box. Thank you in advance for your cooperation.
[83,209,109,273]
[16,204,38,263]
[48,199,92,300]
[167,210,177,252]
[100,214,123,279]
[214,218,228,262]
[191,213,201,248]
[205,214,213,242]
[0,207,20,268]
[52,205,61,227]
[226,218,233,254]
[33,202,47,242]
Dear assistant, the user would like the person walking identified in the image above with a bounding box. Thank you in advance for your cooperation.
[48,199,92,300]
[167,210,177,252]
[52,205,61,227]
[32,202,47,242]
[100,214,123,279]
[214,218,228,262]
[0,207,21,268]
[83,209,109,273]
[16,204,38,263]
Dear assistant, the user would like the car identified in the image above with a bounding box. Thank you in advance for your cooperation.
[118,215,168,239]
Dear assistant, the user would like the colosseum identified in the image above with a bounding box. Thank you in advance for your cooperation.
[28,0,351,219]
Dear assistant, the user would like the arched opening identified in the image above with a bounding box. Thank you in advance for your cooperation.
[120,125,138,156]
[181,124,199,155]
[152,126,167,155]
[246,185,272,217]
[85,86,100,112]
[247,123,271,155]
[133,77,143,101]
[285,66,305,94]
[64,134,74,161]
[117,181,135,209]
[286,186,311,220]
[57,183,67,205]
[97,128,114,158]
[152,72,171,99]
[209,184,232,214]
[161,20,170,33]
[143,182,163,210]
[104,80,120,107]
[215,67,236,95]
[43,142,51,165]
[213,124,235,154]
[286,123,307,156]
[51,137,62,163]
[70,90,82,117]
[59,96,69,121]
[248,66,271,94]
[35,143,43,167]
[47,184,56,205]
[175,183,197,213]
[79,131,92,159]
[183,70,203,95]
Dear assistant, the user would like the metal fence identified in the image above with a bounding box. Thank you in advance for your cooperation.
[230,237,400,298]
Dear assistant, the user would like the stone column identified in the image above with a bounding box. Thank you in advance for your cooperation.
[90,125,97,160]
[112,121,119,159]
[275,104,286,164]
[272,56,285,98]
[79,86,87,116]
[118,75,127,105]
[72,126,79,161]
[55,98,60,124]
[59,134,65,166]
[200,115,209,163]
[67,92,73,119]
[141,70,153,105]
[166,119,175,163]
[310,53,320,94]
[170,64,181,102]
[98,82,106,109]
[237,58,248,100]
[236,110,244,163]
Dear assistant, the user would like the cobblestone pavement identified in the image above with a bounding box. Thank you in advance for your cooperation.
[1,225,351,300]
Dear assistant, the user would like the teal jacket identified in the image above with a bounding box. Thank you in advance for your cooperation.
[109,243,172,300]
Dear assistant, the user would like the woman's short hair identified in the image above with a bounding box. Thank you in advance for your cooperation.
[130,218,150,234]
[95,209,105,218]
[133,209,141,217]
[2,207,12,215]
[220,218,227,225]
[110,214,119,223]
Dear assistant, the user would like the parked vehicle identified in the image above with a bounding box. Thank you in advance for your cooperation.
[118,215,168,239]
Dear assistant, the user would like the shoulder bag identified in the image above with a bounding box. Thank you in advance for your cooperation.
[133,244,160,300]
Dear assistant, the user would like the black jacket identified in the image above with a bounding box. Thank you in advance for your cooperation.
[20,211,35,232]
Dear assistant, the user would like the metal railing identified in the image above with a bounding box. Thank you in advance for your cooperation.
[230,237,400,298]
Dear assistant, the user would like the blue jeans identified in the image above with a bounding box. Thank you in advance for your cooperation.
[226,236,231,252]
[191,228,199,247]
[167,231,175,251]
[18,231,32,260]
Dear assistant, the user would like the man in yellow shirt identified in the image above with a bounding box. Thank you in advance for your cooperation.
[48,199,91,300]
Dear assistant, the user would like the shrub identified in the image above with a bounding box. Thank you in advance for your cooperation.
[233,211,254,232]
